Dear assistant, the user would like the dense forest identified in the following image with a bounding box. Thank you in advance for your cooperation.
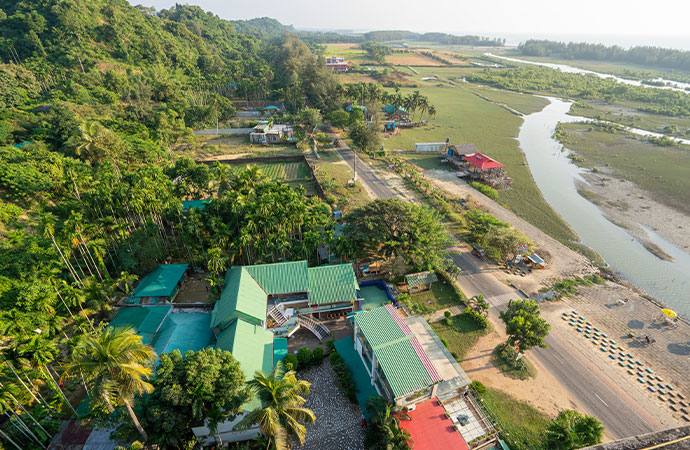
[0,1,352,448]
[519,39,690,72]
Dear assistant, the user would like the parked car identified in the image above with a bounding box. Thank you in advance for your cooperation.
[471,245,486,259]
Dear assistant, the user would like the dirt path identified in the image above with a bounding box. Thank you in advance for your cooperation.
[424,169,597,294]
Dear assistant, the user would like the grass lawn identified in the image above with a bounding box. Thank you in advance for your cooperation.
[560,123,690,216]
[480,386,551,450]
[384,85,578,245]
[465,85,550,115]
[312,153,371,214]
[406,280,466,312]
[430,313,490,360]
[490,345,537,380]
[183,135,303,159]
[396,153,452,171]
[323,43,373,64]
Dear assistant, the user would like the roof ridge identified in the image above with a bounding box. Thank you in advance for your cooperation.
[239,267,268,295]
[385,304,413,335]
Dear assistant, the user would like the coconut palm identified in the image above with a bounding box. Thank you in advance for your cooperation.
[0,381,50,448]
[64,326,156,442]
[238,361,316,450]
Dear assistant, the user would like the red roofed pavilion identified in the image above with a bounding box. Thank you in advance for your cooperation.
[463,152,504,170]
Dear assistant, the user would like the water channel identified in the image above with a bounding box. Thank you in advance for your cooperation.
[517,97,690,317]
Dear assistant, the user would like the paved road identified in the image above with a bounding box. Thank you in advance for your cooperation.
[346,150,656,439]
[335,147,395,199]
[194,128,252,135]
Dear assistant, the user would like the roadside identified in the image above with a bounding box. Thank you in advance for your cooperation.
[424,168,596,294]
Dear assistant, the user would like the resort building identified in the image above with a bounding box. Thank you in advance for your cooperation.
[326,56,350,72]
[248,122,293,144]
[352,304,470,407]
[128,263,188,304]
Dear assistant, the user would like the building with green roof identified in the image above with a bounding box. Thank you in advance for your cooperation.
[212,260,359,333]
[108,305,173,345]
[405,271,438,293]
[131,264,188,303]
[353,304,470,406]
[150,313,214,359]
[216,319,275,411]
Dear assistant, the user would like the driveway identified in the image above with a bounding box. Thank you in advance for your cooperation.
[193,128,253,135]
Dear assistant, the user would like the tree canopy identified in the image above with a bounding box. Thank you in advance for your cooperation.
[340,198,452,272]
[544,409,604,450]
[499,299,551,355]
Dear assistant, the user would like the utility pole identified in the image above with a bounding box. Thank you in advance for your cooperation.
[353,148,357,182]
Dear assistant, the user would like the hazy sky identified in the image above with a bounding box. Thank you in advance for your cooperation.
[129,0,690,49]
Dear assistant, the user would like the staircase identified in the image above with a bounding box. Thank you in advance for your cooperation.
[268,305,289,326]
[297,314,331,341]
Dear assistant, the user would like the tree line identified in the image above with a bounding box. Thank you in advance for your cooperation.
[520,39,690,72]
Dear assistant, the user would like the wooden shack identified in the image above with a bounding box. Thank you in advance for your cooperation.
[405,271,438,293]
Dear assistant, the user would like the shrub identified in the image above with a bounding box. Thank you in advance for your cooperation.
[440,338,449,348]
[444,311,452,319]
[464,307,489,329]
[312,347,324,363]
[329,351,357,403]
[499,345,529,372]
[297,347,313,369]
[470,380,486,394]
[283,354,298,371]
[469,181,499,200]
[325,339,335,353]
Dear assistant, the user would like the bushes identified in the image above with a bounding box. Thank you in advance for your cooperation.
[329,351,357,403]
[312,346,324,364]
[283,354,298,371]
[464,307,489,328]
[470,380,486,394]
[297,347,313,368]
[469,181,499,200]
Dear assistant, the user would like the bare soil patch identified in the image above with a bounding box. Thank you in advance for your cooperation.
[175,272,210,304]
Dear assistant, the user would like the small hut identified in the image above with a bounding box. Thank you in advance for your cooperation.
[405,271,438,293]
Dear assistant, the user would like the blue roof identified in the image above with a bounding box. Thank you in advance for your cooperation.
[181,199,210,210]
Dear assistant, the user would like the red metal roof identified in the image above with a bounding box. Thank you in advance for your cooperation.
[463,152,504,170]
[399,399,470,450]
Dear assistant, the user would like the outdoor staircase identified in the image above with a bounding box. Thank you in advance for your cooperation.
[267,305,289,326]
[297,314,331,341]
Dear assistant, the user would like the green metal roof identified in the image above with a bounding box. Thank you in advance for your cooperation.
[150,313,213,359]
[354,306,406,349]
[405,271,438,287]
[108,305,172,345]
[307,264,359,305]
[242,261,309,295]
[374,339,433,399]
[354,305,439,399]
[133,264,188,298]
[216,319,274,411]
[212,267,267,330]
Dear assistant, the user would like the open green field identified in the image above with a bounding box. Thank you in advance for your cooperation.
[311,148,371,213]
[430,312,489,360]
[465,85,550,115]
[480,386,551,450]
[323,43,373,64]
[560,123,690,216]
[571,101,690,137]
[396,153,452,171]
[184,135,304,159]
[384,85,578,244]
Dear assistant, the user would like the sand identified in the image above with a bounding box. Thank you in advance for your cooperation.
[578,172,690,258]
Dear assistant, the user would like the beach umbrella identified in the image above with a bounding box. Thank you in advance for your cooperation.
[661,309,677,318]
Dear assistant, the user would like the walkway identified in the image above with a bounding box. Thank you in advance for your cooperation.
[334,336,379,419]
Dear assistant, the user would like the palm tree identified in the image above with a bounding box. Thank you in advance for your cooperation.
[238,361,316,450]
[0,381,49,448]
[207,247,229,275]
[366,396,411,450]
[64,326,156,442]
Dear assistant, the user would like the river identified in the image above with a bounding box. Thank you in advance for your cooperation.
[486,53,690,93]
[517,97,690,317]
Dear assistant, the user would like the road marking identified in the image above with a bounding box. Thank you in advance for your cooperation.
[595,393,609,408]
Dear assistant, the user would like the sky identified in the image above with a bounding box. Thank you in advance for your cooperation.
[128,0,690,49]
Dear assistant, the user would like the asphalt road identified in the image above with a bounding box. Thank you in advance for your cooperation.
[346,149,656,439]
[335,147,395,199]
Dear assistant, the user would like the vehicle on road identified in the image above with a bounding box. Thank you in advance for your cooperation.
[472,245,486,259]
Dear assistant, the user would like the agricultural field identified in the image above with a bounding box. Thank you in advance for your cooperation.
[322,43,372,64]
[559,123,690,215]
[382,84,578,244]
[228,160,320,196]
[465,85,550,115]
[183,135,304,159]
[386,50,446,66]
